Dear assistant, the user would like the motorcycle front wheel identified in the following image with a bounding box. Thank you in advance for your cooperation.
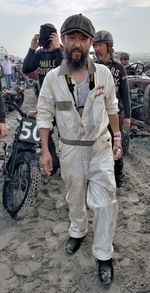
[2,152,41,218]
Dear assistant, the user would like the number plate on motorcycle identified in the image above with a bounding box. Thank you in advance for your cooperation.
[19,117,40,143]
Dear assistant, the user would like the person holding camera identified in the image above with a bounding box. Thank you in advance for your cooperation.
[23,23,63,173]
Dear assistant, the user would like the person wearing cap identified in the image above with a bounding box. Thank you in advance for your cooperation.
[120,52,130,68]
[23,23,63,174]
[36,14,121,285]
[120,52,137,75]
[93,31,131,187]
[23,23,63,87]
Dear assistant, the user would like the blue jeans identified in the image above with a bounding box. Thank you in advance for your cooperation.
[5,74,11,89]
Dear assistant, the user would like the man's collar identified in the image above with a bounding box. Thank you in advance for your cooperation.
[58,57,96,76]
[97,59,114,69]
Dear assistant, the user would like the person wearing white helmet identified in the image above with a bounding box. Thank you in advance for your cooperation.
[37,14,121,286]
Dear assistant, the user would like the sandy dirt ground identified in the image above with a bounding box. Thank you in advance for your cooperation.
[0,88,150,293]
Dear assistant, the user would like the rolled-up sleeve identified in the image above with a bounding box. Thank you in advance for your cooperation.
[36,73,55,130]
[105,70,119,115]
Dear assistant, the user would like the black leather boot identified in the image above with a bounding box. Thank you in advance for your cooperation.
[66,237,85,255]
[97,258,114,285]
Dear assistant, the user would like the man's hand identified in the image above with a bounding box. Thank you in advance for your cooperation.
[40,150,53,176]
[31,34,40,50]
[49,32,60,49]
[113,140,122,160]
[0,123,7,138]
[123,118,131,130]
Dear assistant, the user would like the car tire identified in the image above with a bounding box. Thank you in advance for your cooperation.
[144,84,150,125]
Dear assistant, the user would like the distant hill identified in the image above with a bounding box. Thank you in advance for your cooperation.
[130,53,150,63]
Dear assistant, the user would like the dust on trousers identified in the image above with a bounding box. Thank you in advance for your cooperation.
[59,132,118,261]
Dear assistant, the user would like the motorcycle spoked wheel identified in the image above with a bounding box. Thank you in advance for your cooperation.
[2,152,41,219]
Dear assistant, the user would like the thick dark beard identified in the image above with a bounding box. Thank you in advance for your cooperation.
[63,48,89,72]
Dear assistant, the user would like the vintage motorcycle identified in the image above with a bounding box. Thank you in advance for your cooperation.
[0,101,41,219]
[2,85,24,112]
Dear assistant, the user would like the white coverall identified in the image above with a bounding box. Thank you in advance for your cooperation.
[36,59,119,260]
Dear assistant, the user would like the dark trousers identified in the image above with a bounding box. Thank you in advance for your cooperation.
[108,121,124,179]
[0,78,2,92]
[48,132,60,174]
[114,156,123,177]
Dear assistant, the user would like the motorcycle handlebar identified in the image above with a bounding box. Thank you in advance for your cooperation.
[5,101,27,118]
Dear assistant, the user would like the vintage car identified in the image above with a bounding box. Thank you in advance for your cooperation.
[119,62,150,153]
[126,62,150,125]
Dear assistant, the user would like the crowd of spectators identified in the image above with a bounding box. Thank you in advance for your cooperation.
[0,55,31,89]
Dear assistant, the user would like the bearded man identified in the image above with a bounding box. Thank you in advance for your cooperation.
[93,31,131,187]
[36,14,121,286]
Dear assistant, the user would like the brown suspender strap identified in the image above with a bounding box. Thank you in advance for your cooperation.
[65,73,95,110]
[65,75,77,108]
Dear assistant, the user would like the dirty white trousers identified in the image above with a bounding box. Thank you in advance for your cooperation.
[59,133,118,260]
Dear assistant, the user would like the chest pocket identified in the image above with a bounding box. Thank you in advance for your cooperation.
[91,95,105,126]
[56,101,72,111]
[56,100,76,131]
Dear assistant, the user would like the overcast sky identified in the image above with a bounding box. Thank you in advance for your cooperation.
[0,0,150,58]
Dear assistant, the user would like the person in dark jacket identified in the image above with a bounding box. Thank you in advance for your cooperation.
[0,92,7,138]
[93,30,131,187]
[23,23,63,173]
